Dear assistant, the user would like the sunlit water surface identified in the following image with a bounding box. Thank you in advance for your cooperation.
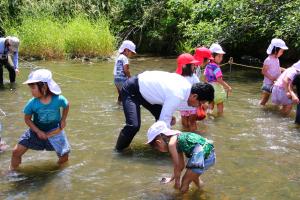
[1,57,300,200]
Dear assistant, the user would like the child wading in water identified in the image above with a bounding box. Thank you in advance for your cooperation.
[204,43,232,116]
[260,38,288,105]
[194,47,214,81]
[10,69,71,170]
[271,61,300,115]
[113,40,136,104]
[147,121,215,193]
[176,53,201,132]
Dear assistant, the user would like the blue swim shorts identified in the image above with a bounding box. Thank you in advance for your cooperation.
[19,129,70,157]
[261,84,273,93]
[190,149,216,175]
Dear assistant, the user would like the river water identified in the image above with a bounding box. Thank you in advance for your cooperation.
[0,58,300,200]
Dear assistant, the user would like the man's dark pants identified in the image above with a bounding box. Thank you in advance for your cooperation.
[115,76,162,151]
[0,58,16,85]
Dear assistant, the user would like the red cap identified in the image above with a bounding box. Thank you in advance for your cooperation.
[194,47,214,61]
[176,53,202,74]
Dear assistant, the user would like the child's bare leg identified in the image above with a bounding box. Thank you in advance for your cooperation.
[10,144,28,170]
[116,86,122,104]
[217,102,224,116]
[280,105,293,116]
[57,154,69,166]
[193,176,204,188]
[260,92,270,105]
[180,169,199,193]
[181,116,189,131]
[188,114,198,132]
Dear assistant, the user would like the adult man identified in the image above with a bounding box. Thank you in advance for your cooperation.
[0,36,20,88]
[115,70,214,151]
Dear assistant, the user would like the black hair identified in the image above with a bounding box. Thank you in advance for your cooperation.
[293,73,300,96]
[29,82,53,96]
[191,83,214,102]
[181,64,194,76]
[212,52,218,58]
[271,47,281,56]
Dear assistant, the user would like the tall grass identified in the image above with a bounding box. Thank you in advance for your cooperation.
[64,15,115,58]
[5,15,116,59]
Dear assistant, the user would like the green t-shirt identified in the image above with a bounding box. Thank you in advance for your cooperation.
[177,132,214,158]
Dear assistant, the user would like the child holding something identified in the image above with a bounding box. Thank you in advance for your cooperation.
[113,40,136,104]
[10,69,71,170]
[147,121,215,193]
[260,38,288,105]
[204,43,232,115]
[176,53,201,132]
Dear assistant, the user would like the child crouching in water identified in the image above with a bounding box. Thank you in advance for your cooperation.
[10,69,71,170]
[147,121,215,193]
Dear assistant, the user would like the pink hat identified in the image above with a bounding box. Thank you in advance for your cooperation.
[146,121,179,144]
[194,47,214,61]
[176,53,202,74]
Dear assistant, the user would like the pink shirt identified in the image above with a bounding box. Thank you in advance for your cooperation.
[263,55,281,85]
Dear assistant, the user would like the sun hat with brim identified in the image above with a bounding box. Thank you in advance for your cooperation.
[146,121,179,144]
[194,47,214,61]
[23,69,61,95]
[209,43,225,54]
[118,40,136,54]
[176,53,202,74]
[266,38,288,55]
[292,60,300,71]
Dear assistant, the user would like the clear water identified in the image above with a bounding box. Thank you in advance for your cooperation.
[0,58,300,200]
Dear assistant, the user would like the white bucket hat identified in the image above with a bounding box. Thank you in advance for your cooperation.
[209,43,225,54]
[266,38,288,55]
[292,60,300,71]
[23,69,61,95]
[6,36,20,52]
[146,121,179,144]
[118,40,136,54]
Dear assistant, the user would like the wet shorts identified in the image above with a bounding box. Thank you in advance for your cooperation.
[211,82,226,104]
[19,129,70,157]
[114,78,127,91]
[189,149,216,175]
[261,84,273,93]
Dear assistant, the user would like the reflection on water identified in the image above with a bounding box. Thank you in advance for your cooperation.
[1,58,300,199]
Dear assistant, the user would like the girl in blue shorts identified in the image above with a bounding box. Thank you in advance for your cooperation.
[10,69,70,170]
[147,121,215,193]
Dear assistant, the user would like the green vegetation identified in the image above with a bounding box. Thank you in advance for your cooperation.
[1,0,300,59]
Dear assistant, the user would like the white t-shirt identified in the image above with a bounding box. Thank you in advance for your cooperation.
[178,74,200,111]
[138,71,192,127]
[113,54,129,77]
[275,61,300,88]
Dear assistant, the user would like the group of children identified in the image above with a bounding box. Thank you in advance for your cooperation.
[260,38,300,123]
[1,37,300,194]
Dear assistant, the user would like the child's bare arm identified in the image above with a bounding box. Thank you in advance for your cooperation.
[288,81,299,104]
[60,104,69,129]
[168,135,183,189]
[24,115,47,140]
[217,77,232,92]
[123,64,131,78]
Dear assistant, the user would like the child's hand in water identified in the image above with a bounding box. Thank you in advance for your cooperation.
[160,177,174,184]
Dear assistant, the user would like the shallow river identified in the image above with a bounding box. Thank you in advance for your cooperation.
[0,57,300,200]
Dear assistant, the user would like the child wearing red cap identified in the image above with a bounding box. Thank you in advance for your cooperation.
[194,47,214,81]
[176,53,202,132]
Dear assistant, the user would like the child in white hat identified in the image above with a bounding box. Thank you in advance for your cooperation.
[260,38,288,105]
[204,43,232,116]
[10,69,71,170]
[147,121,215,193]
[113,40,136,105]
